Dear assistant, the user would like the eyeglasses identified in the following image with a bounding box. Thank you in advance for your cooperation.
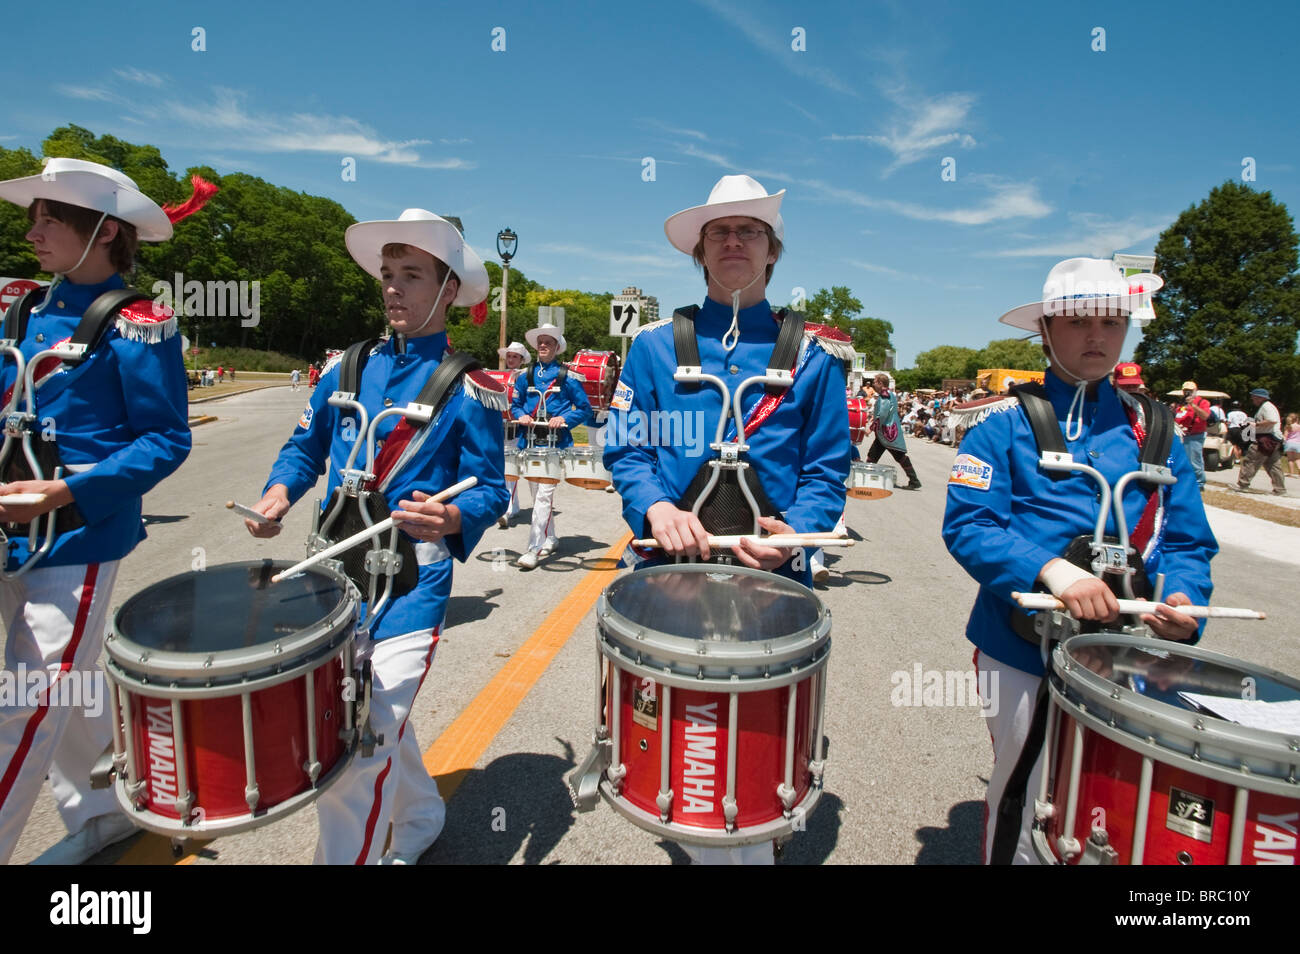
[702,225,767,243]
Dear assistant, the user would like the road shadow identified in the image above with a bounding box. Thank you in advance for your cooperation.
[424,740,579,864]
[823,570,891,587]
[444,587,504,628]
[914,797,985,865]
[142,513,190,526]
[771,791,844,865]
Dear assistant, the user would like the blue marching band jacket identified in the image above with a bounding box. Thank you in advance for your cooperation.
[510,360,593,449]
[265,332,509,641]
[942,370,1218,676]
[603,297,851,584]
[0,275,191,570]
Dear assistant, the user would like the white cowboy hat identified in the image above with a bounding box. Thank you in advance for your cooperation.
[345,208,489,307]
[0,157,174,242]
[525,323,567,353]
[999,257,1163,332]
[497,341,530,363]
[664,174,785,255]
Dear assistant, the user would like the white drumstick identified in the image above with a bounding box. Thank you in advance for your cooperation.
[271,476,478,583]
[0,493,47,506]
[227,500,273,524]
[632,534,854,550]
[1011,591,1267,621]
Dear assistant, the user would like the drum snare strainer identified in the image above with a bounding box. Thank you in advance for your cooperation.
[570,564,831,846]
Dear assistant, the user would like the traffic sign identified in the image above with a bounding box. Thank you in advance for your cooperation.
[0,278,42,312]
[610,301,640,337]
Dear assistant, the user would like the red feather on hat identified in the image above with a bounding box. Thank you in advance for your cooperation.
[162,174,219,224]
[470,299,488,325]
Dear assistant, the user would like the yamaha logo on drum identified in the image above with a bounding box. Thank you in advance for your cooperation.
[1166,787,1214,843]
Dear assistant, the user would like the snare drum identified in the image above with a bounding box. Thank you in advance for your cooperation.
[522,447,564,484]
[503,446,521,483]
[563,444,611,490]
[1035,632,1300,865]
[577,565,830,846]
[568,350,620,411]
[846,397,871,445]
[103,561,363,838]
[846,461,895,499]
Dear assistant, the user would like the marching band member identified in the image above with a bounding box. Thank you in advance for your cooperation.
[247,209,508,864]
[497,340,529,528]
[605,175,849,862]
[0,158,201,863]
[942,258,1217,865]
[509,324,592,570]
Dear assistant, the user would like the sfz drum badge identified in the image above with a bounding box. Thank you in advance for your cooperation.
[1166,787,1214,843]
[632,678,658,730]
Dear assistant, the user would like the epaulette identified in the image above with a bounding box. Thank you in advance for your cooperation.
[462,367,509,412]
[802,322,857,363]
[947,394,1019,432]
[629,315,672,341]
[114,299,178,344]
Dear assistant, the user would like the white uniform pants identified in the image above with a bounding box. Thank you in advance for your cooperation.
[975,649,1043,865]
[526,481,558,553]
[0,561,121,864]
[505,475,530,519]
[313,627,446,865]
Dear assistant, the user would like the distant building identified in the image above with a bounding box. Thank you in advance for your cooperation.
[614,286,659,323]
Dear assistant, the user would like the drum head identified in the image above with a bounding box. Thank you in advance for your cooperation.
[598,564,830,678]
[108,561,356,683]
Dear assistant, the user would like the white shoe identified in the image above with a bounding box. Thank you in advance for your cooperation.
[539,542,556,558]
[32,812,138,865]
[497,516,509,529]
[515,550,540,570]
[379,840,437,865]
[812,565,830,584]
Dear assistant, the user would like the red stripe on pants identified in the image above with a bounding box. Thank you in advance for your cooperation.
[352,629,441,865]
[0,564,99,811]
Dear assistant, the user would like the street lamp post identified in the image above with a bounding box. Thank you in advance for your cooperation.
[496,227,517,370]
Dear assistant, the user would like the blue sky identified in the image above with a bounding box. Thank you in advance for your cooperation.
[3,0,1297,366]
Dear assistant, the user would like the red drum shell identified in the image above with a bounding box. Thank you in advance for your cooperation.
[847,397,870,445]
[567,350,620,411]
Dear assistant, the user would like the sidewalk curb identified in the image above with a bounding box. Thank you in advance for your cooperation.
[188,383,290,405]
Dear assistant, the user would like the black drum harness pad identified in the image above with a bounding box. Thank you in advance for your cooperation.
[669,305,804,543]
[308,338,480,628]
[0,285,151,577]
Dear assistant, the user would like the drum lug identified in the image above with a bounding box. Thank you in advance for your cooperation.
[655,788,673,822]
[776,782,796,812]
[722,795,739,832]
[566,740,612,812]
[245,783,260,813]
[176,791,195,823]
[304,758,322,785]
[1079,828,1119,865]
[1056,835,1081,861]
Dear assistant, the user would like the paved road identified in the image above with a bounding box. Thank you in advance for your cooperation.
[10,386,1299,864]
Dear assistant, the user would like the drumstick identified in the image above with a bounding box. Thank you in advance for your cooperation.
[227,500,274,524]
[0,493,47,507]
[271,476,478,583]
[1011,592,1267,621]
[632,534,854,549]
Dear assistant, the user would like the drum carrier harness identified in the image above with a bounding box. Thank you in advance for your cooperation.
[308,337,482,631]
[668,305,804,543]
[0,285,151,578]
[991,381,1179,865]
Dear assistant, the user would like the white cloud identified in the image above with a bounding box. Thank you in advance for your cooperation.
[990,213,1169,258]
[535,242,680,271]
[114,68,163,87]
[800,176,1050,225]
[828,86,978,176]
[692,0,857,96]
[641,119,713,142]
[56,85,119,102]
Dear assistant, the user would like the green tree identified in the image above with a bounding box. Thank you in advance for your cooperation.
[974,337,1047,372]
[911,344,980,388]
[800,285,894,365]
[1135,181,1300,410]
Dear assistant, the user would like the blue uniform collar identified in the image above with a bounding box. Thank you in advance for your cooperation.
[36,273,125,315]
[535,358,563,372]
[393,331,448,359]
[1044,367,1117,406]
[698,296,773,330]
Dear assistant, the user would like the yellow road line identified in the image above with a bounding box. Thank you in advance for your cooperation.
[425,534,629,798]
[116,532,630,864]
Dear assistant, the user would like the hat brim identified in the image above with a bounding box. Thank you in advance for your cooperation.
[0,170,173,242]
[999,273,1164,332]
[345,218,489,306]
[664,190,785,255]
[525,326,567,353]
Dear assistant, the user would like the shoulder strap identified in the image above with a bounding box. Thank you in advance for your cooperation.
[1131,392,1175,467]
[766,307,804,395]
[526,363,535,390]
[2,287,45,343]
[672,306,701,365]
[414,350,477,414]
[64,289,150,363]
[1009,382,1069,482]
[338,338,381,395]
[556,365,567,387]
